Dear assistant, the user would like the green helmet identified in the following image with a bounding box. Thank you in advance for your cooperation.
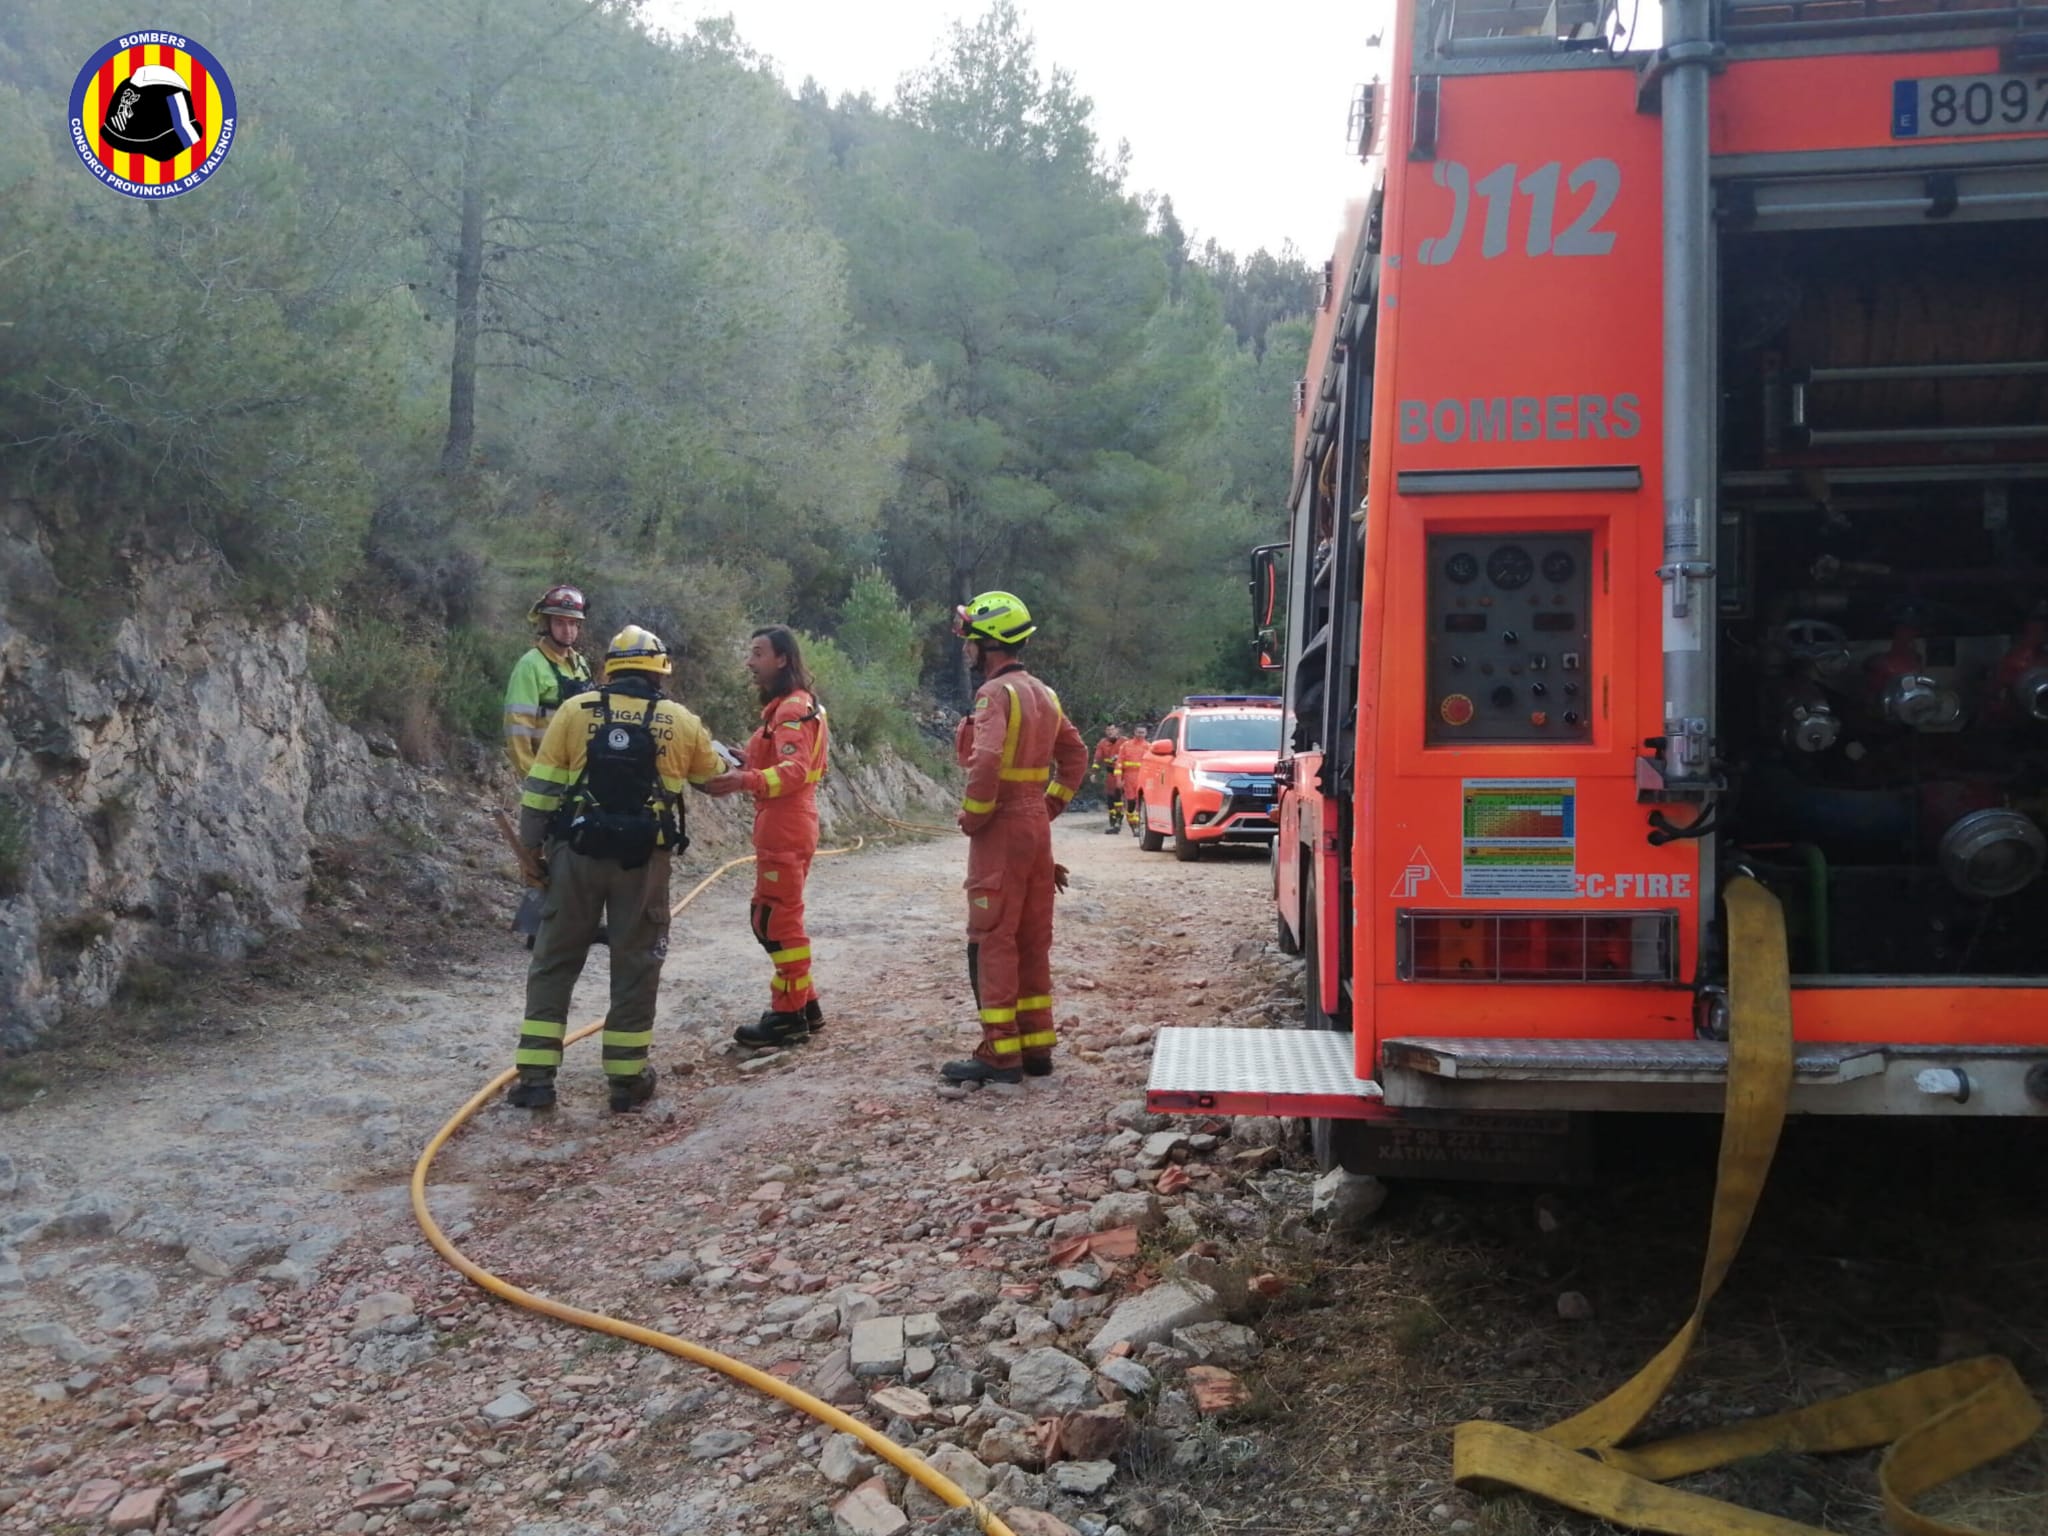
[954,590,1037,647]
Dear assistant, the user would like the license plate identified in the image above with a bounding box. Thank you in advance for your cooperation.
[1893,73,2048,139]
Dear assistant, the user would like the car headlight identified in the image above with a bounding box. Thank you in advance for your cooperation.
[1189,768,1233,792]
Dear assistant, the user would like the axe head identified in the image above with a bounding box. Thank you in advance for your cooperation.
[512,887,544,939]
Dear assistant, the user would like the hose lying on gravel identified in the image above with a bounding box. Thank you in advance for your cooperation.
[412,838,1019,1536]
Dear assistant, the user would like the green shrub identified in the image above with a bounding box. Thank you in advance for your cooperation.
[313,619,419,735]
[435,625,520,743]
[797,568,930,754]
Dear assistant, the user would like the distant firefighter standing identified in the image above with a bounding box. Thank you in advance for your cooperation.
[503,584,593,776]
[1093,723,1125,835]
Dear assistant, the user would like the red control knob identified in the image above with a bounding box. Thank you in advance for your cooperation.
[1440,694,1475,726]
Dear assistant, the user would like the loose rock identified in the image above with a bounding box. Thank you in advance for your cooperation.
[832,1476,910,1536]
[1005,1348,1098,1415]
[1084,1280,1221,1363]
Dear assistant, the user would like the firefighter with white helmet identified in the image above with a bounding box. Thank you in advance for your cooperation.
[506,625,721,1112]
[504,584,593,776]
[946,591,1089,1084]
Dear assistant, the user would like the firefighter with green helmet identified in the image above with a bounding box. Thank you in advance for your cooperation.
[947,590,1088,1083]
[506,624,721,1113]
[504,584,594,776]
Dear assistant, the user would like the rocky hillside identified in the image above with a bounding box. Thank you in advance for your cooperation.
[0,502,951,1053]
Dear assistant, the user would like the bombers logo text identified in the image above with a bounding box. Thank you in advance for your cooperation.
[69,33,236,199]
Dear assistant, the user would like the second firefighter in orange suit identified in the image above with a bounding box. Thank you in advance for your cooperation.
[705,626,830,1049]
[1094,726,1124,834]
[946,591,1088,1085]
[1118,724,1152,832]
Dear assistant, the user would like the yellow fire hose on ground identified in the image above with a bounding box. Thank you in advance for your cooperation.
[1454,875,2043,1536]
[412,839,1020,1536]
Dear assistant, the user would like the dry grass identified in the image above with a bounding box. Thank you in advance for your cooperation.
[1138,1113,2048,1536]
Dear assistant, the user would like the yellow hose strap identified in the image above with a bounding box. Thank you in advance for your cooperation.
[1453,876,2041,1536]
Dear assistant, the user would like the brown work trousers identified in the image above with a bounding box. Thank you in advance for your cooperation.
[513,842,673,1081]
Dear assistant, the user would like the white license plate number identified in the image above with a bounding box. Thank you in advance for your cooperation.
[1893,74,2048,139]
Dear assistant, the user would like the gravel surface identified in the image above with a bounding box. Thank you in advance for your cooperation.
[0,821,1306,1535]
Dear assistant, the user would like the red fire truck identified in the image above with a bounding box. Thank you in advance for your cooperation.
[1148,0,2048,1177]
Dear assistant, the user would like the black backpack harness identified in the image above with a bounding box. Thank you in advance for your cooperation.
[554,686,685,869]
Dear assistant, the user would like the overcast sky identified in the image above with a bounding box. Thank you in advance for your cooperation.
[651,0,1387,260]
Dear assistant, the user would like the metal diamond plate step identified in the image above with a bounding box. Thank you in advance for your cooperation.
[1147,1027,1385,1119]
[1381,1037,1887,1084]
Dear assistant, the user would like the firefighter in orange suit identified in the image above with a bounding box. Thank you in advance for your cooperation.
[945,591,1088,1085]
[1117,723,1152,833]
[704,626,830,1048]
[1093,726,1125,834]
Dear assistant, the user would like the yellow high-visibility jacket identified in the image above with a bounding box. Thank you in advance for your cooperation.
[503,640,593,776]
[517,682,720,849]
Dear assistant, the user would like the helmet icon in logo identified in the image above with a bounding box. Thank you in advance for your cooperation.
[101,64,203,163]
[607,728,632,752]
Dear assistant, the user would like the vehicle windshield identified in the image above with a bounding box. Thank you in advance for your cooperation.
[1183,714,1281,752]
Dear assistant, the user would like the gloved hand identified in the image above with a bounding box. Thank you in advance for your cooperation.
[1053,862,1070,894]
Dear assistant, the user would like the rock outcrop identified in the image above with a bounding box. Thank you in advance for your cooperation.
[0,502,955,1050]
[0,505,419,1048]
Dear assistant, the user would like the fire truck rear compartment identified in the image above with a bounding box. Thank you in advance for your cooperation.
[1719,217,2048,979]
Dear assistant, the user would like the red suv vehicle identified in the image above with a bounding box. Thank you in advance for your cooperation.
[1130,696,1283,861]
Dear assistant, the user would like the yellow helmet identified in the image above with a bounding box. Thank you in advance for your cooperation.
[954,590,1037,647]
[604,624,671,676]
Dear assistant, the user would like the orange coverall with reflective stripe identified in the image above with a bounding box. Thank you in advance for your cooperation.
[955,664,1088,1068]
[1118,736,1151,823]
[1094,734,1123,792]
[740,689,829,1016]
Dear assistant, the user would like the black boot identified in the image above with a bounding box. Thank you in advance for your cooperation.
[608,1069,656,1113]
[940,1058,1023,1086]
[1021,1057,1053,1078]
[734,1010,812,1049]
[802,1000,825,1032]
[506,1074,557,1110]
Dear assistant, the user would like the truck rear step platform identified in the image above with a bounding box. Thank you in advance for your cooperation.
[1146,1027,1385,1119]
[1382,1037,1886,1084]
[1146,1028,1895,1121]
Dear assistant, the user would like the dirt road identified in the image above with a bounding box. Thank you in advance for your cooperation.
[0,816,1296,1536]
[8,813,2048,1536]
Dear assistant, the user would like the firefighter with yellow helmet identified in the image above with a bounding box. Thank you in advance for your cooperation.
[947,591,1089,1084]
[506,624,720,1112]
[504,584,594,775]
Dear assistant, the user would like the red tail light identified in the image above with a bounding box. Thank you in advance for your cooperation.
[1399,911,1675,983]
